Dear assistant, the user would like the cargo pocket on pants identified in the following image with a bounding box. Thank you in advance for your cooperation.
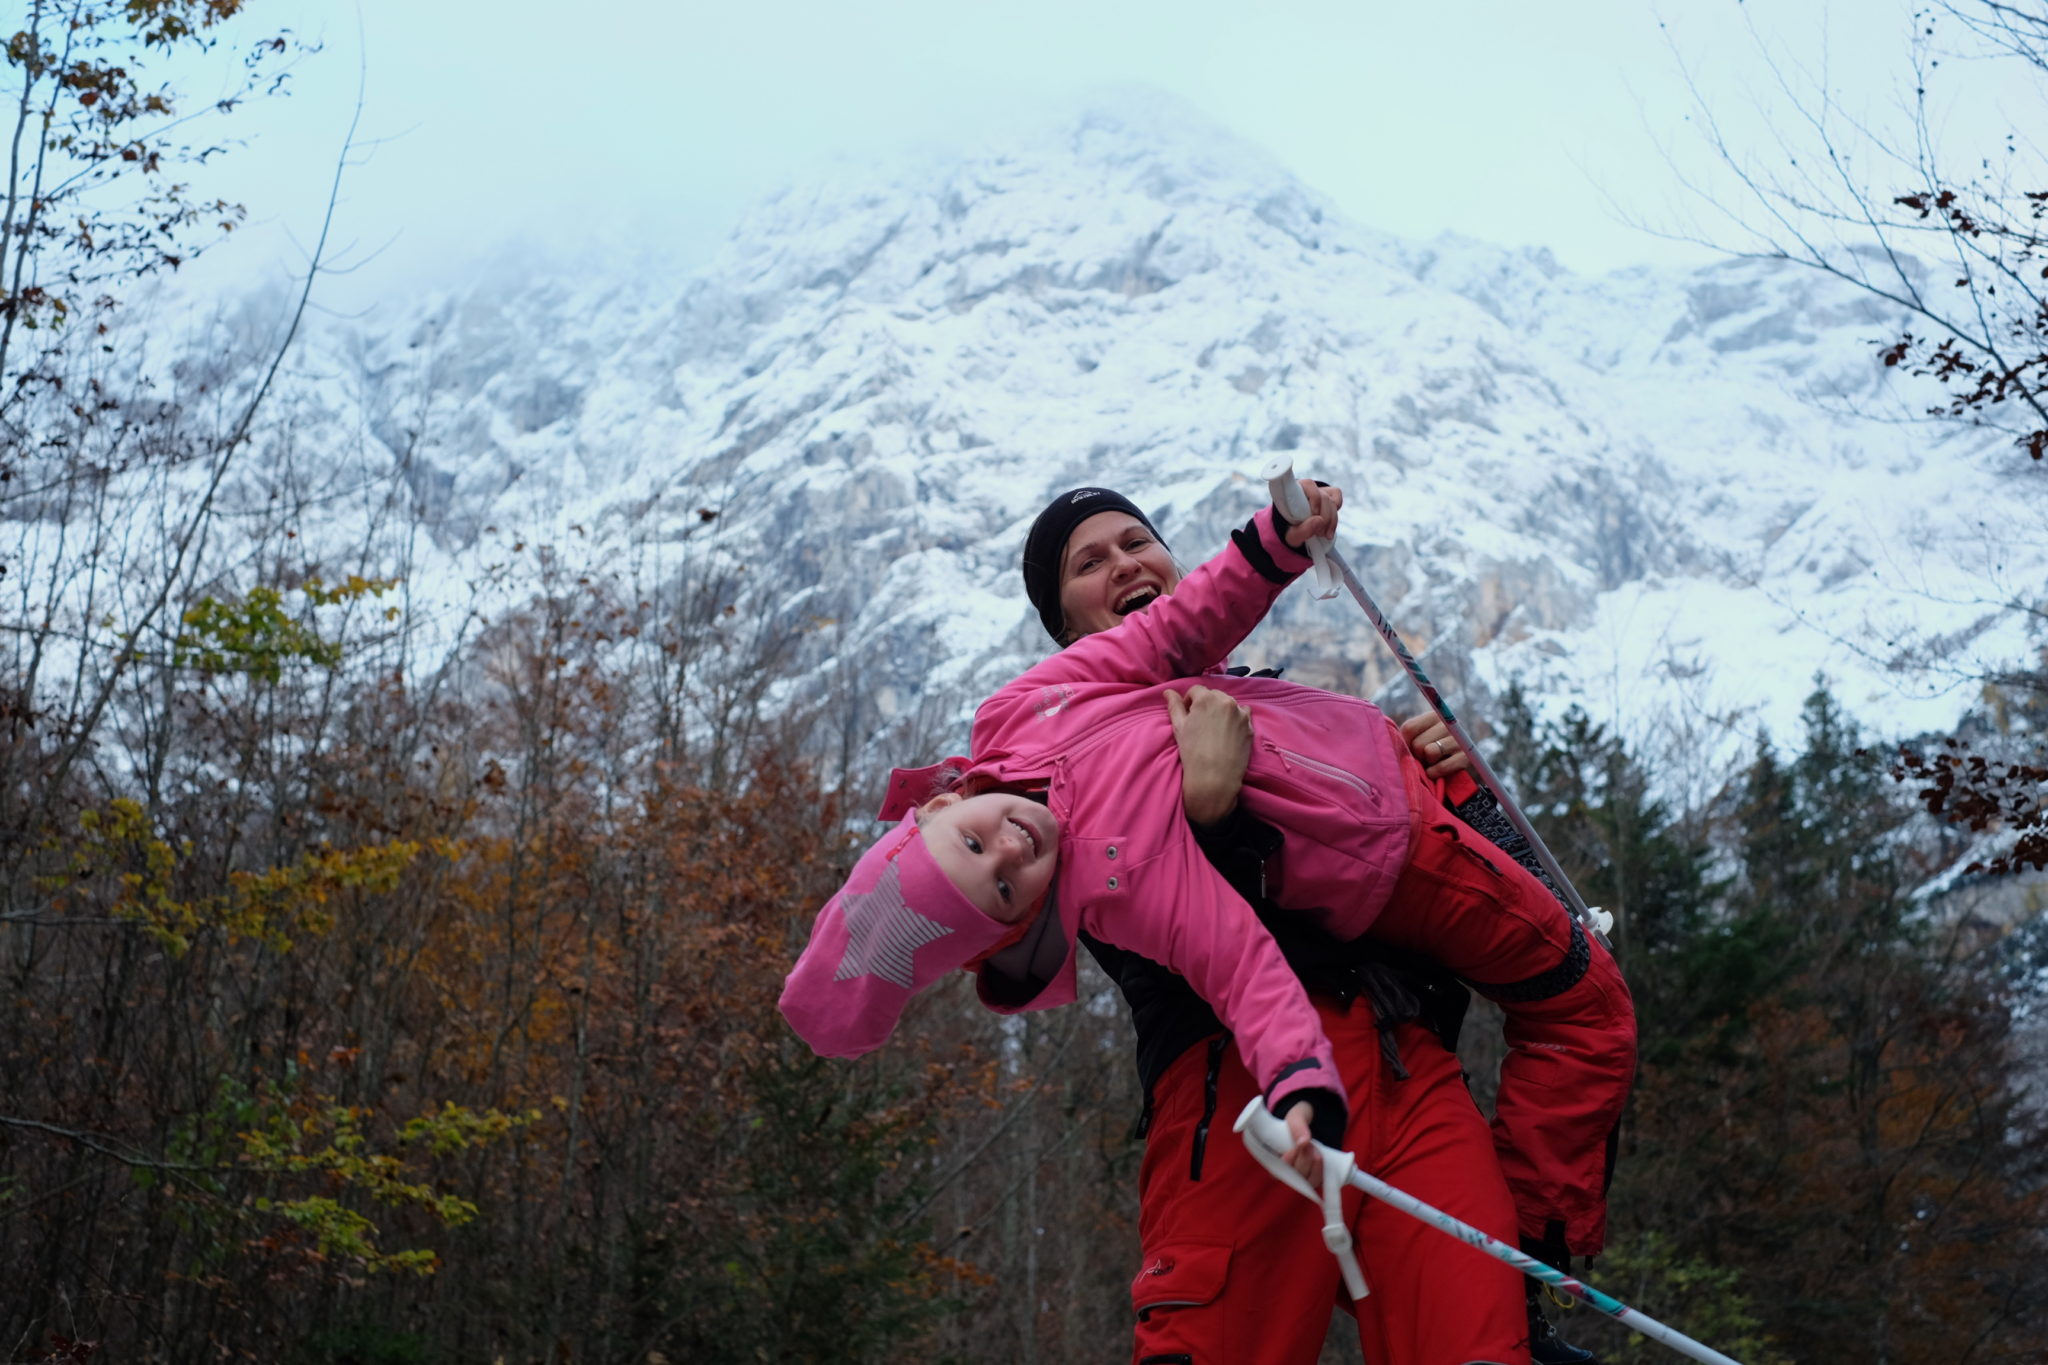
[1132,1238,1232,1324]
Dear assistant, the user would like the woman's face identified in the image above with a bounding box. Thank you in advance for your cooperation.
[1056,510,1180,640]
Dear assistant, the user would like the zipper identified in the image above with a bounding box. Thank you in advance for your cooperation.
[1266,742,1380,806]
[1188,1035,1225,1183]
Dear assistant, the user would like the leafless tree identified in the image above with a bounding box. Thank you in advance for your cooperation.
[1654,2,2048,466]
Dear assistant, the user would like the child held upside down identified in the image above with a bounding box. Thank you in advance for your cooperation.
[782,490,1635,1254]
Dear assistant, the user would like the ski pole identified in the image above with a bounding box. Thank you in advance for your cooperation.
[1234,1099,1746,1365]
[1262,458,1613,944]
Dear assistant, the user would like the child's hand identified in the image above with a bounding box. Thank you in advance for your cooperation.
[1284,1102,1325,1184]
[1281,480,1344,549]
[1166,685,1253,829]
[1399,712,1472,780]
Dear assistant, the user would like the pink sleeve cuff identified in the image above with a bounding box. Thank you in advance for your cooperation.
[1253,504,1319,577]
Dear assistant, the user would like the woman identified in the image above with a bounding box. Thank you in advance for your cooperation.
[780,482,1617,1363]
[1015,486,1619,1365]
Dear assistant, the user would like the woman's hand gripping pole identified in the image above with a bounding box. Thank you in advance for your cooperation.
[1232,1100,1369,1300]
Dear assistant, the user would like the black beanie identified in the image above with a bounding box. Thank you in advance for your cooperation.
[1020,487,1169,644]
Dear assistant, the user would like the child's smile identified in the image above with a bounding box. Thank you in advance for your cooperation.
[919,791,1059,923]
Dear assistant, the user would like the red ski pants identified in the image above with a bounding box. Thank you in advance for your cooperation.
[1371,763,1638,1255]
[1130,1003,1528,1365]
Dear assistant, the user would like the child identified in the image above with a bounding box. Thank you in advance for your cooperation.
[781,497,1634,1256]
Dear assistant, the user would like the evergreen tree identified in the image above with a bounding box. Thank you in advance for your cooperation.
[1585,682,2048,1364]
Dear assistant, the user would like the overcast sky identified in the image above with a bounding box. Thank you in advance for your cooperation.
[166,0,2041,310]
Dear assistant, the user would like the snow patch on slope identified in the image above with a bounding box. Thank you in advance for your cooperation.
[207,90,2048,768]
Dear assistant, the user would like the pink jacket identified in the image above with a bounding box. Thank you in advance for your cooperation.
[949,506,1415,1119]
[814,507,1412,1123]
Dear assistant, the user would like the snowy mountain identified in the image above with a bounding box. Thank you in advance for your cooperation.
[282,90,2045,766]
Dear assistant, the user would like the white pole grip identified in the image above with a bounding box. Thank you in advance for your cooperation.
[1260,455,1341,599]
[1237,1099,1747,1365]
[1233,1098,1368,1299]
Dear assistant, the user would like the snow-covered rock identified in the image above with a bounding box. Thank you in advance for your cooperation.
[145,91,2048,762]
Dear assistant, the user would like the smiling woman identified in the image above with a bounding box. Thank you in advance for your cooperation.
[1056,509,1177,638]
[1019,486,1178,644]
[1028,484,1348,644]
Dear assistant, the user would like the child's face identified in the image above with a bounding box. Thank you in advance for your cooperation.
[1057,511,1179,640]
[919,792,1060,924]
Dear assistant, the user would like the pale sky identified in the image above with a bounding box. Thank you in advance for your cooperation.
[160,0,2044,309]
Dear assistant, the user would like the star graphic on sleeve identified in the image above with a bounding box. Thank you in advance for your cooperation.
[834,861,954,989]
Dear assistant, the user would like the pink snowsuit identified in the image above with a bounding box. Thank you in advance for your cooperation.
[793,509,1419,1124]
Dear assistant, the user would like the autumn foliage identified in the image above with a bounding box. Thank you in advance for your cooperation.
[0,561,1016,1361]
[7,548,2043,1365]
